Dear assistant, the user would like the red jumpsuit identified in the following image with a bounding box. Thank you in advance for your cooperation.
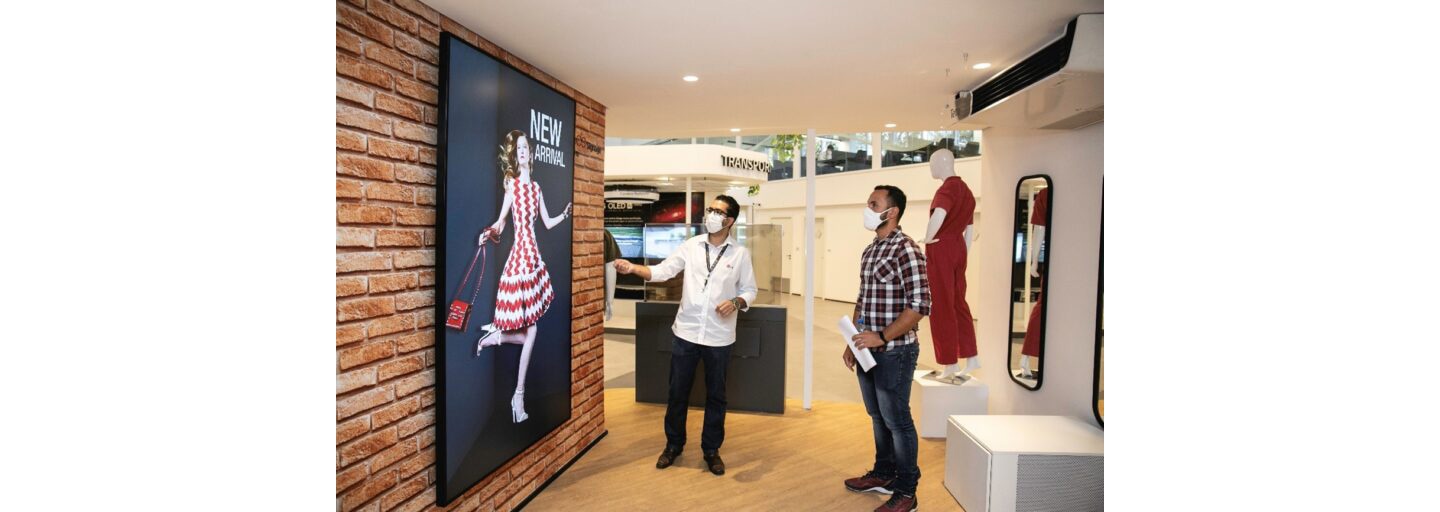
[925,176,978,364]
[1021,188,1049,358]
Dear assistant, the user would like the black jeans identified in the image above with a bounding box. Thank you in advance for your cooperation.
[664,335,732,454]
[857,343,921,495]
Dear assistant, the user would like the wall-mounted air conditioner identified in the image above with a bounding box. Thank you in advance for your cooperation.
[954,14,1103,130]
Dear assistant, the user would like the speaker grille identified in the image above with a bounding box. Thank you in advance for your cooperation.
[971,18,1079,114]
[1015,454,1104,512]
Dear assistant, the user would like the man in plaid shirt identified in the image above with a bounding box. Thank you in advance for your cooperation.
[842,185,930,512]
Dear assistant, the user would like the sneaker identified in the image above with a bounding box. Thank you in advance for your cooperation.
[875,493,917,512]
[844,471,895,494]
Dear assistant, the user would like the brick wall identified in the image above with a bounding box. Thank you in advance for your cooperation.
[336,1,608,510]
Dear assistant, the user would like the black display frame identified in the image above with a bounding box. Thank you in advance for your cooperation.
[1092,202,1103,427]
[1005,174,1053,391]
[434,32,579,506]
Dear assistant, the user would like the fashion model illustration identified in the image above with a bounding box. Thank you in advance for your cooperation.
[474,129,572,423]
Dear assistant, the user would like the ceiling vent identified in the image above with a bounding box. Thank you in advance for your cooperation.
[954,14,1102,130]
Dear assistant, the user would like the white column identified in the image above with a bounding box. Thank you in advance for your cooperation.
[803,128,816,410]
[685,177,693,224]
[871,132,882,170]
[735,135,741,148]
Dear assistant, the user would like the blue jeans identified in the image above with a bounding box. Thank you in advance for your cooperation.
[665,335,732,453]
[856,343,921,495]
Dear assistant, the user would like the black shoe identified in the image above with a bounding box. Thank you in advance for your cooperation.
[703,451,725,476]
[656,448,681,469]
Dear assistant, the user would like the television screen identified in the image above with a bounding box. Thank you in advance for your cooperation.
[643,224,699,260]
[435,33,575,506]
[606,226,642,259]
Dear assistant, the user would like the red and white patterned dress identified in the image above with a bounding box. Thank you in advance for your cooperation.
[493,180,555,330]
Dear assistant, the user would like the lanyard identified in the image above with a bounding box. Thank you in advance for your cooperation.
[703,242,729,288]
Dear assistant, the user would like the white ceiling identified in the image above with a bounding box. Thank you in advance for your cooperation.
[426,0,1103,138]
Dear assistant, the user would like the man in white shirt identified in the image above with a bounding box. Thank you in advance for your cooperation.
[614,195,758,476]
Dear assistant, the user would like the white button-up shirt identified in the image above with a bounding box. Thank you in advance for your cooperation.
[647,234,759,347]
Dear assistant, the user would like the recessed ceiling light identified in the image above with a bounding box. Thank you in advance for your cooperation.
[884,123,897,128]
[972,63,992,70]
[730,128,741,132]
[683,75,699,82]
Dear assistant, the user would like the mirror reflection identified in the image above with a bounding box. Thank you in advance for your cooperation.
[1094,213,1104,425]
[1095,284,1104,424]
[1007,176,1051,390]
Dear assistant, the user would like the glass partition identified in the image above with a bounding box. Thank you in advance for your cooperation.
[880,130,980,168]
[735,224,782,305]
[605,131,982,182]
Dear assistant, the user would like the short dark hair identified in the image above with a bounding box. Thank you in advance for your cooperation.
[715,195,740,219]
[873,185,906,220]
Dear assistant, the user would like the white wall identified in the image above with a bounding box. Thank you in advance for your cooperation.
[752,159,983,304]
[976,123,1103,427]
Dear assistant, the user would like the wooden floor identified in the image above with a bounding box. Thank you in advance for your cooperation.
[525,389,963,511]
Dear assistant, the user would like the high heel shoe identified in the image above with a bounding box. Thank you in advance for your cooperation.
[510,391,529,423]
[474,324,501,356]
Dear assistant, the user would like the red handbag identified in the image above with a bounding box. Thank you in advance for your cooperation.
[446,229,499,331]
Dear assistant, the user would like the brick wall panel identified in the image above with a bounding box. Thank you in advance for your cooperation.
[338,128,369,152]
[337,252,391,273]
[338,178,366,199]
[337,1,605,508]
[368,312,416,337]
[395,207,435,226]
[338,204,396,225]
[369,138,419,163]
[394,0,441,25]
[367,0,420,35]
[338,27,365,54]
[338,4,394,46]
[395,369,434,398]
[394,32,439,65]
[338,367,379,394]
[337,324,368,346]
[370,271,419,292]
[373,396,423,431]
[416,61,439,85]
[337,416,371,445]
[395,76,438,104]
[395,330,433,354]
[367,182,416,203]
[337,276,369,297]
[338,77,377,107]
[394,164,436,185]
[338,103,394,136]
[338,339,397,369]
[338,54,396,90]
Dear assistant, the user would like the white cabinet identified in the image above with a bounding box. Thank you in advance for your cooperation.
[944,415,1103,512]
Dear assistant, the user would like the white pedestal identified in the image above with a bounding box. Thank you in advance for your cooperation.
[944,415,1104,512]
[911,370,988,439]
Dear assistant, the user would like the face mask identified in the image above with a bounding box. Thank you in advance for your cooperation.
[705,212,726,234]
[862,207,892,231]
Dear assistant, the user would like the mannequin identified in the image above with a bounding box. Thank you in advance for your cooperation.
[922,148,980,382]
[602,229,620,321]
[1019,187,1048,379]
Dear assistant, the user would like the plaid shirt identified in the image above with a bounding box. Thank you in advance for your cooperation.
[856,227,931,350]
